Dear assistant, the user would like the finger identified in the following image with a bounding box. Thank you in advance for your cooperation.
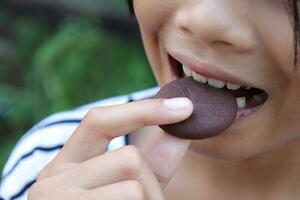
[143,127,191,188]
[87,180,164,200]
[60,146,164,200]
[56,98,193,163]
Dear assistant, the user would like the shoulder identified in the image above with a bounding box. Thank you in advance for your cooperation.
[0,87,159,200]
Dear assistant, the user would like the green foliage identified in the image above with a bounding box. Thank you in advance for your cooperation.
[0,1,156,173]
[31,17,155,115]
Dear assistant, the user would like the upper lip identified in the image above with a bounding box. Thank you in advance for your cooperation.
[169,51,256,88]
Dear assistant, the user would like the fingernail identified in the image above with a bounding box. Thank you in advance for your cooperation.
[163,98,191,110]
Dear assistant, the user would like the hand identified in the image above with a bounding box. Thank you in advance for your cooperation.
[28,98,193,200]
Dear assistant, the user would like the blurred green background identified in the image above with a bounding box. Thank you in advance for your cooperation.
[0,0,156,174]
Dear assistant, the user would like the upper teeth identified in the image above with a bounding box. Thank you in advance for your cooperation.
[183,65,243,90]
[227,83,241,90]
[181,65,268,109]
[183,66,192,76]
[208,78,226,89]
[192,71,207,84]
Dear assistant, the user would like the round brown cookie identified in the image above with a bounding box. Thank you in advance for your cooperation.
[155,77,238,139]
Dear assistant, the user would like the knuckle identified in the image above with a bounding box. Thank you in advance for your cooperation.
[126,181,146,200]
[121,146,144,178]
[85,107,102,126]
[84,107,109,136]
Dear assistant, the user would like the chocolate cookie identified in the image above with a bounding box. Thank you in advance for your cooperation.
[155,77,238,139]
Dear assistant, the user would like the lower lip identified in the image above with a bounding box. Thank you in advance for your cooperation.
[235,105,263,121]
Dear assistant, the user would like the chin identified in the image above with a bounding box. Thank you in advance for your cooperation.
[188,125,300,162]
[189,141,260,162]
[188,125,279,162]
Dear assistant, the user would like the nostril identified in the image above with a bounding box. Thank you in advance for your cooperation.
[174,5,255,52]
[180,26,193,35]
[175,11,193,35]
[212,40,234,47]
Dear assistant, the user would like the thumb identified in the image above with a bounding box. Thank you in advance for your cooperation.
[143,129,191,188]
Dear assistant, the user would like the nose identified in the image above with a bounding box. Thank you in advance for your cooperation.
[174,1,256,52]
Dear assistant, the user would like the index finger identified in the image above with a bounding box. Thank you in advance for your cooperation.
[55,98,193,163]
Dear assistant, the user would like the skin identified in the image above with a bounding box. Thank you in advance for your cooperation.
[29,0,300,199]
[134,0,300,199]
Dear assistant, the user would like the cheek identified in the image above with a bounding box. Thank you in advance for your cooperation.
[262,24,294,76]
[253,1,295,75]
[134,1,179,85]
[134,1,176,32]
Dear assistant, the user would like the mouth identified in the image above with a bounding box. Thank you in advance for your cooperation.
[168,53,269,121]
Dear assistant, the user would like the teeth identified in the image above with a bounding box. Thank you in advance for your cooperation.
[236,97,246,109]
[208,78,225,89]
[192,71,208,84]
[183,65,250,90]
[182,65,192,76]
[226,83,242,90]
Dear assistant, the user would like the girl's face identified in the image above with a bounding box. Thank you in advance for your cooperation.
[133,0,300,160]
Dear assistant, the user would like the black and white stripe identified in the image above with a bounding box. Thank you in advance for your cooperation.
[0,87,158,200]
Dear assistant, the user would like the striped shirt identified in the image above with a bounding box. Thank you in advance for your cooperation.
[0,87,159,200]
